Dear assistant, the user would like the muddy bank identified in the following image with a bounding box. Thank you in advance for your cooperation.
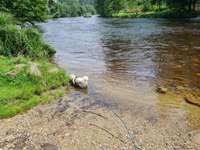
[0,89,199,150]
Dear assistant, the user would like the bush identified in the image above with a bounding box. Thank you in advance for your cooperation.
[0,0,49,22]
[0,25,55,58]
[85,5,96,15]
[141,0,151,12]
[0,12,15,26]
[49,1,96,18]
[151,9,198,18]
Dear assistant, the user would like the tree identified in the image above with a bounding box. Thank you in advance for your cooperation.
[96,0,126,17]
[53,0,96,17]
[0,0,49,22]
[165,0,199,11]
[96,0,106,16]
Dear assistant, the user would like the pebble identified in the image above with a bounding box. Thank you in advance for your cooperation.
[192,133,200,145]
[41,143,58,150]
[156,87,168,94]
[176,86,185,90]
[196,73,200,77]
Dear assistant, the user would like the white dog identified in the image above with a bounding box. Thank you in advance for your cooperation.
[69,74,88,89]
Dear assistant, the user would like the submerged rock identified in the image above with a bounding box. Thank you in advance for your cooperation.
[22,22,33,28]
[156,87,168,94]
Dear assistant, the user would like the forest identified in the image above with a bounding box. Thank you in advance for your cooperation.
[49,0,96,18]
[1,0,199,20]
[0,0,96,21]
[96,0,200,17]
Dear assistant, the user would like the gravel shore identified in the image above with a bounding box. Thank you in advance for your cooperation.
[0,90,199,150]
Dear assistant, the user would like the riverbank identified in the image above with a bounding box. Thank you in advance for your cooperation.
[112,10,199,18]
[0,12,70,118]
[0,89,199,150]
[0,56,69,118]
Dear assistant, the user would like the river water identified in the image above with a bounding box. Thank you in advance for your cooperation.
[40,16,200,131]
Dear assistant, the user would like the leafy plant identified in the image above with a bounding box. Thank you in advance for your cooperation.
[0,12,16,26]
[0,25,55,58]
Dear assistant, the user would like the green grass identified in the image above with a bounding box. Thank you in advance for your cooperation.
[0,12,16,26]
[0,56,69,118]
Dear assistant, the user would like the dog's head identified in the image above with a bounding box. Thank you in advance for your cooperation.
[70,74,76,80]
[82,76,88,82]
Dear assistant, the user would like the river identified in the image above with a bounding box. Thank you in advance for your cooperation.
[38,16,200,149]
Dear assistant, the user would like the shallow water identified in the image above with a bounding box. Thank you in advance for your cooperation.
[40,16,200,130]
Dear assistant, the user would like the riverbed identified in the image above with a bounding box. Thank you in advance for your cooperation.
[0,17,199,150]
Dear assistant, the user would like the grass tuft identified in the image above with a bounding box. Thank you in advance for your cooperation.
[0,12,16,26]
[0,25,55,58]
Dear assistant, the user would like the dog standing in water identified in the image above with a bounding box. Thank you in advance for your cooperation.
[69,74,88,89]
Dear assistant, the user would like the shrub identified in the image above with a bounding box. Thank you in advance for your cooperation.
[0,12,15,26]
[0,25,55,58]
[49,1,96,18]
[0,0,49,22]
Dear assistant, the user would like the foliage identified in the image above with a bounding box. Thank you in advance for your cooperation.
[0,12,16,26]
[96,0,200,18]
[0,0,49,22]
[96,0,106,16]
[0,2,70,119]
[0,56,69,118]
[49,0,96,18]
[96,0,126,17]
[0,24,55,58]
[0,12,55,58]
[80,0,96,5]
[112,9,198,18]
[0,0,97,19]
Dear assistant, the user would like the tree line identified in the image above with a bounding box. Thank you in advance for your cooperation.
[49,0,96,18]
[0,0,96,22]
[1,0,198,20]
[96,0,200,17]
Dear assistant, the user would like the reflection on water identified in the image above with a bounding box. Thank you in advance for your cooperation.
[39,17,200,130]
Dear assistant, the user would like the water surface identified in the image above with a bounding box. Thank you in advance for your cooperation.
[40,17,200,130]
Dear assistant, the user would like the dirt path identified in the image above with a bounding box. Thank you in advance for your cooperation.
[0,90,199,150]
